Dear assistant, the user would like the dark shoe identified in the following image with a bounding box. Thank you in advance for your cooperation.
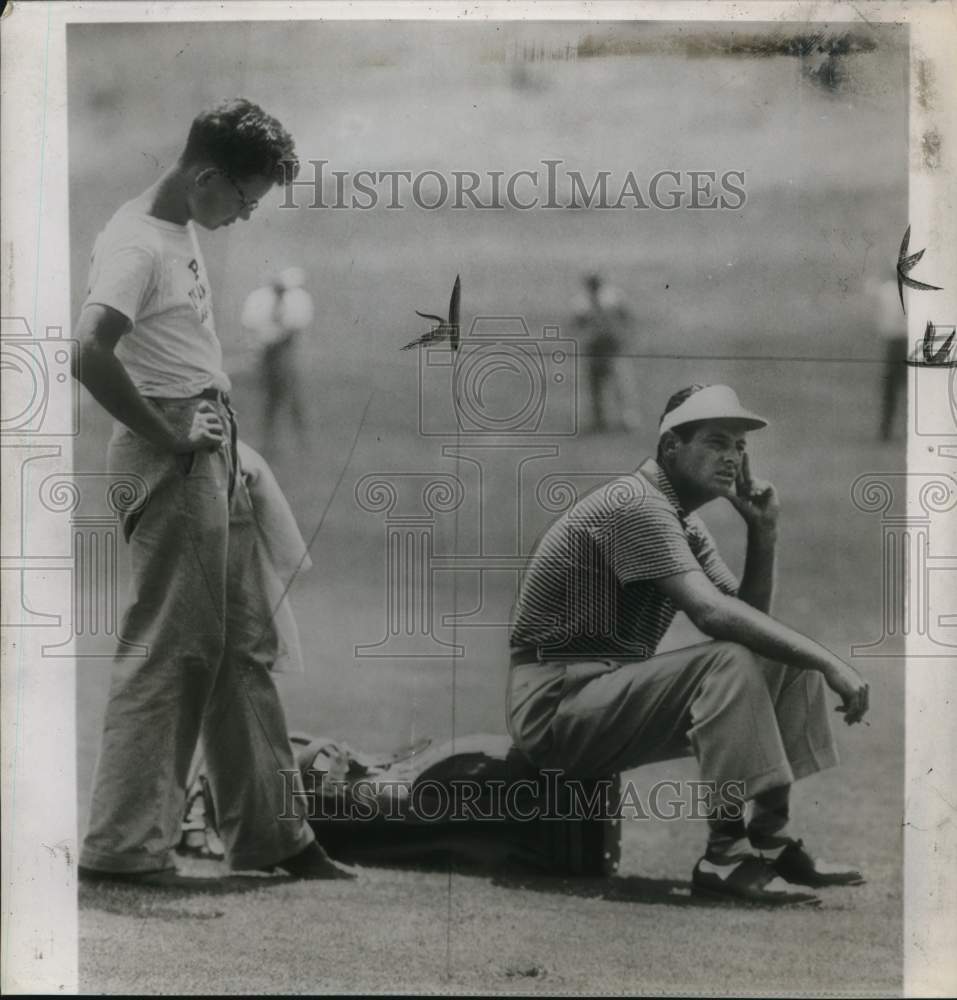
[691,853,820,906]
[760,838,865,887]
[262,841,357,881]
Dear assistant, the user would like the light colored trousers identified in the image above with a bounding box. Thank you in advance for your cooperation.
[506,641,839,800]
[80,397,314,873]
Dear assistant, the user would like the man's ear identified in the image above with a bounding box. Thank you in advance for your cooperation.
[193,166,220,188]
[659,430,680,462]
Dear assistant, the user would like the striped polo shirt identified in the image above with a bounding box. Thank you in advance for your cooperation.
[509,458,738,660]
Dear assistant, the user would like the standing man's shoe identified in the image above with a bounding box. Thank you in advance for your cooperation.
[262,841,357,881]
[692,853,820,906]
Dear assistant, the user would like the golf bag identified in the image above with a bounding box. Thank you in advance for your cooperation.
[178,732,621,876]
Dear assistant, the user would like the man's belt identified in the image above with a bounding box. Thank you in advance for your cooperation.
[510,647,623,668]
[144,387,231,405]
[195,387,231,405]
[510,646,544,668]
[145,387,237,497]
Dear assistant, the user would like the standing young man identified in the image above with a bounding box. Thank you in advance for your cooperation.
[507,383,870,905]
[74,99,349,883]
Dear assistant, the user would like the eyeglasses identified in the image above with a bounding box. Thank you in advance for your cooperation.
[222,173,259,213]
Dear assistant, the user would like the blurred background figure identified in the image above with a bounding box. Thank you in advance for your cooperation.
[572,272,641,433]
[867,276,908,442]
[242,266,314,457]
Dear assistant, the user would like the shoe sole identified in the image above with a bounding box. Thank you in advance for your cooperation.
[691,882,821,907]
[281,867,358,881]
[780,874,867,888]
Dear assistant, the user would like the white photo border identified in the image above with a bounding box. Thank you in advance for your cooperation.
[1,1,954,994]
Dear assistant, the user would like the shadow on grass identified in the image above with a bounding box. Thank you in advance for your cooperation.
[326,836,729,909]
[490,870,703,908]
[78,872,289,919]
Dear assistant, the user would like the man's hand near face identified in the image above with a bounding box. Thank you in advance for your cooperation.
[726,452,779,614]
[728,452,780,533]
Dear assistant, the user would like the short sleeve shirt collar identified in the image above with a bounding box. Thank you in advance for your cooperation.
[636,458,689,526]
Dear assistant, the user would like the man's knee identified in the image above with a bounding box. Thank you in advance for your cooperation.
[702,641,766,693]
[707,640,759,667]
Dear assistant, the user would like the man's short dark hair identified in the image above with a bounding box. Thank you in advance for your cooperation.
[181,99,299,186]
[656,384,709,461]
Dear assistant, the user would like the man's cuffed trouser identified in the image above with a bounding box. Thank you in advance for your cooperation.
[80,397,314,874]
[507,641,839,801]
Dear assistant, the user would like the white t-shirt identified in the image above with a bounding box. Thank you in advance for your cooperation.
[571,284,627,321]
[83,200,230,397]
[241,285,314,348]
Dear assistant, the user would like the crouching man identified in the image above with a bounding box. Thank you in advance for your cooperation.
[507,384,869,905]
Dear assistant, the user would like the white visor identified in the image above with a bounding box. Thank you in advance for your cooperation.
[659,385,768,437]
